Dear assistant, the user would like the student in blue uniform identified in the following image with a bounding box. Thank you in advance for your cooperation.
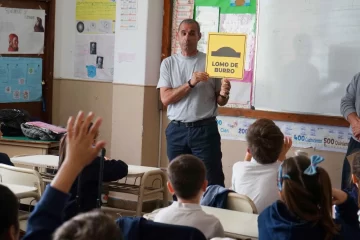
[58,123,128,221]
[259,155,360,240]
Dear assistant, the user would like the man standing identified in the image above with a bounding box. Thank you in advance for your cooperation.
[157,19,231,186]
[340,72,360,189]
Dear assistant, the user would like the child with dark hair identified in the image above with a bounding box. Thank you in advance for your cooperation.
[0,185,19,240]
[259,155,360,240]
[58,123,128,221]
[154,154,225,239]
[231,118,292,213]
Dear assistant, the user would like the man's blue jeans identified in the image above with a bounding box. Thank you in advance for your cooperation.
[166,119,225,187]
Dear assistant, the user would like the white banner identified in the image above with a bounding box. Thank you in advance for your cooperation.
[0,8,45,54]
[217,116,350,153]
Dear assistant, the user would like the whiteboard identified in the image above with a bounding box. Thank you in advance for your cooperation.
[254,0,360,116]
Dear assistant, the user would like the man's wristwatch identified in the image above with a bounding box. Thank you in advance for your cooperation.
[188,79,195,88]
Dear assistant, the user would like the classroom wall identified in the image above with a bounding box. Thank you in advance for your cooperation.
[52,0,345,189]
[52,0,162,165]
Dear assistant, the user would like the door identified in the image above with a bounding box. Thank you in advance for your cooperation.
[0,0,55,123]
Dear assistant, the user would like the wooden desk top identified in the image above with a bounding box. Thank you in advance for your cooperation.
[0,136,59,147]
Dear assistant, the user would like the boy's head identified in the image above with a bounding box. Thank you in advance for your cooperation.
[167,154,207,200]
[0,185,19,240]
[246,118,284,164]
[53,210,122,240]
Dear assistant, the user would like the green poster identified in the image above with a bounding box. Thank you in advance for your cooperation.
[194,0,256,15]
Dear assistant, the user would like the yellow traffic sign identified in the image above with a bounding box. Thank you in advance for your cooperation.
[205,33,246,79]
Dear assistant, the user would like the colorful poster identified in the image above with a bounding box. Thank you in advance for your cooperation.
[217,116,350,153]
[220,14,256,83]
[195,6,219,53]
[171,0,195,55]
[0,8,45,54]
[206,33,246,79]
[76,0,116,34]
[119,0,138,30]
[74,35,115,81]
[0,57,42,103]
[230,0,251,7]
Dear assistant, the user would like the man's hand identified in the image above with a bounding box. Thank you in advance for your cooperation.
[220,78,231,97]
[332,188,348,205]
[190,72,209,86]
[278,137,292,162]
[352,121,360,139]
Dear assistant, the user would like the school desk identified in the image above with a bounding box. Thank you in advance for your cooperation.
[0,136,59,157]
[143,206,259,240]
[10,155,169,216]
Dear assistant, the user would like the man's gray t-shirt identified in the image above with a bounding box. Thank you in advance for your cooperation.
[157,51,221,122]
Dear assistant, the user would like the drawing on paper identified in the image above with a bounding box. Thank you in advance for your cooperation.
[0,8,45,54]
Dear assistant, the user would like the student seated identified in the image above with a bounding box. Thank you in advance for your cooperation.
[0,152,14,166]
[23,111,123,240]
[231,118,292,213]
[259,155,360,240]
[339,151,359,223]
[154,154,225,239]
[58,124,128,221]
[0,185,19,240]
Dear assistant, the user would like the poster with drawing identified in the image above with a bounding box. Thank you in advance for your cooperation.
[0,57,42,103]
[0,8,45,54]
[74,35,114,81]
[76,0,116,34]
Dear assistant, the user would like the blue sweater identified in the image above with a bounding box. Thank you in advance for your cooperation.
[23,186,70,240]
[62,157,128,221]
[258,194,360,240]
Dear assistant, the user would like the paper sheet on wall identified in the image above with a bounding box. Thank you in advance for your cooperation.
[0,57,42,103]
[76,0,116,34]
[195,6,219,53]
[217,116,350,153]
[74,35,114,81]
[226,81,251,108]
[220,14,256,79]
[171,0,195,55]
[0,8,45,54]
[120,0,138,30]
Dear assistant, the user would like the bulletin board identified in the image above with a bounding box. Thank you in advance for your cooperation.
[161,0,348,127]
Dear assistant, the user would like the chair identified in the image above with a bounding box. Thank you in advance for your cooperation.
[0,163,44,196]
[226,192,258,214]
[117,217,206,240]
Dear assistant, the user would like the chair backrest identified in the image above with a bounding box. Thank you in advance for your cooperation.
[227,192,258,214]
[117,217,207,240]
[0,163,44,196]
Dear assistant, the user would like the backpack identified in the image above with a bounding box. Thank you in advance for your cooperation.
[0,109,30,136]
[21,122,67,141]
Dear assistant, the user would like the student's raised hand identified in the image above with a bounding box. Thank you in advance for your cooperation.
[332,188,348,205]
[190,72,209,86]
[278,137,292,161]
[65,111,106,170]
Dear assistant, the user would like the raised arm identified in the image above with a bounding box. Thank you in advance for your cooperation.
[23,112,106,240]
